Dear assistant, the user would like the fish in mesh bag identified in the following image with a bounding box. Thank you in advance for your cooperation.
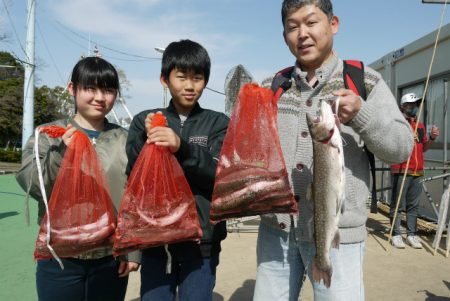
[113,113,202,256]
[33,125,116,268]
[210,84,298,223]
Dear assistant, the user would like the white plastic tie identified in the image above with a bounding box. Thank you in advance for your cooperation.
[164,244,172,274]
[334,96,340,118]
[34,127,64,270]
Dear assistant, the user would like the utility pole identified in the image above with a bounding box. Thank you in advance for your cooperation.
[444,79,448,191]
[22,0,36,150]
[154,47,167,107]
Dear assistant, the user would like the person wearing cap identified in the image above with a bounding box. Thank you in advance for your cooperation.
[390,92,440,249]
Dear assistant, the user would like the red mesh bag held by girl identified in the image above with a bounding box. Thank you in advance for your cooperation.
[34,125,116,266]
[113,113,202,256]
[210,83,298,223]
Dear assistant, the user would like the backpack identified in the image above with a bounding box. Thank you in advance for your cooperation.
[271,60,378,214]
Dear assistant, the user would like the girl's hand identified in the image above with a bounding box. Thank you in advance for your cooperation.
[61,124,77,146]
[118,261,140,278]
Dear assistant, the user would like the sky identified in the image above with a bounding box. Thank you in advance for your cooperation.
[1,0,450,119]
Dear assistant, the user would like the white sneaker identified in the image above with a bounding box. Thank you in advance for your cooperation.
[406,235,423,249]
[391,235,406,249]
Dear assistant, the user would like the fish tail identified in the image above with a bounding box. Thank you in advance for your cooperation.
[311,258,333,288]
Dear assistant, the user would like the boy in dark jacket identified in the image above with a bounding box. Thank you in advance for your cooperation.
[126,39,229,301]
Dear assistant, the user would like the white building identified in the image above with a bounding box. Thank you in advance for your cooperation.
[370,23,450,221]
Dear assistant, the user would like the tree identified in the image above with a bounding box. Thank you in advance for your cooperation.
[0,52,24,147]
[0,76,23,147]
[34,85,70,126]
[116,67,131,99]
[0,51,24,80]
[0,51,71,147]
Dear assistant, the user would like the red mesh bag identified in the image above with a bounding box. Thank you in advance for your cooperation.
[113,113,202,256]
[210,84,298,223]
[34,125,116,262]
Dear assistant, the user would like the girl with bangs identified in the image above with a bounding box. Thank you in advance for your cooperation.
[16,56,139,301]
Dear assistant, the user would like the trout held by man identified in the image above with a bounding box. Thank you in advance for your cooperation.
[306,99,345,288]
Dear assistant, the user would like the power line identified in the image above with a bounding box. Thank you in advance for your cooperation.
[206,86,225,96]
[54,25,153,64]
[100,53,151,62]
[53,22,226,96]
[36,20,66,86]
[55,21,161,61]
[53,25,91,52]
[2,0,27,56]
[7,46,35,66]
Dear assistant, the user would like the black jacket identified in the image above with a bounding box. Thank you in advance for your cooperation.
[126,101,229,258]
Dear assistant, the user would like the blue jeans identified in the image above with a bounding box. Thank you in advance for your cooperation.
[36,256,128,301]
[140,247,219,301]
[390,174,422,236]
[254,223,365,301]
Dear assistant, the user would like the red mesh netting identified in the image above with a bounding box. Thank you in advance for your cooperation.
[113,113,202,256]
[34,125,116,260]
[210,84,298,223]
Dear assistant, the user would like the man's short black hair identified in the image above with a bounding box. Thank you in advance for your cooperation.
[281,0,334,26]
[161,39,211,84]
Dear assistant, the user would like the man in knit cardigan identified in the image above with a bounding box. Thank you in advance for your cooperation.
[253,1,414,301]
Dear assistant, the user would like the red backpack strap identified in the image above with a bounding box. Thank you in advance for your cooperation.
[343,60,367,100]
[344,59,377,213]
[271,66,295,100]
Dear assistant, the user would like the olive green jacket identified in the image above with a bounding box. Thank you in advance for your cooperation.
[16,117,141,263]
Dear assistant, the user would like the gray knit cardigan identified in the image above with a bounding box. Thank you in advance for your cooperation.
[260,55,414,244]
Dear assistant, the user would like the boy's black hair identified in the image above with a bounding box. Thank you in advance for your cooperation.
[281,0,334,26]
[161,39,211,84]
[71,56,120,93]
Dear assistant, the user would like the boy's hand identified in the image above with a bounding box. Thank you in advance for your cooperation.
[144,112,159,134]
[145,111,167,133]
[147,125,181,153]
[332,89,362,124]
[62,124,77,146]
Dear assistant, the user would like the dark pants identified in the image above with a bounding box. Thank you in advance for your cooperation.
[140,247,219,301]
[36,256,128,301]
[390,174,422,236]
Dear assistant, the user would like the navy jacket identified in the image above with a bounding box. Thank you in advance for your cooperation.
[126,100,229,257]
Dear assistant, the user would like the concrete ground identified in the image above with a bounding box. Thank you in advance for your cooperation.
[1,170,449,301]
[125,213,450,301]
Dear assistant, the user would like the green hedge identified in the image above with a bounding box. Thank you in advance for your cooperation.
[0,149,21,163]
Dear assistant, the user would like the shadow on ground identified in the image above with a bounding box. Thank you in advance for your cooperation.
[213,292,224,301]
[213,279,255,301]
[0,211,19,219]
[419,280,450,301]
[366,216,392,250]
[229,279,255,301]
[418,287,450,300]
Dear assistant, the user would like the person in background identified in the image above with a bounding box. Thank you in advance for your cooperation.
[390,92,440,249]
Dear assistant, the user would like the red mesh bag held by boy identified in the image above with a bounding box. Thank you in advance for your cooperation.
[113,113,202,256]
[210,83,298,223]
[34,125,116,267]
